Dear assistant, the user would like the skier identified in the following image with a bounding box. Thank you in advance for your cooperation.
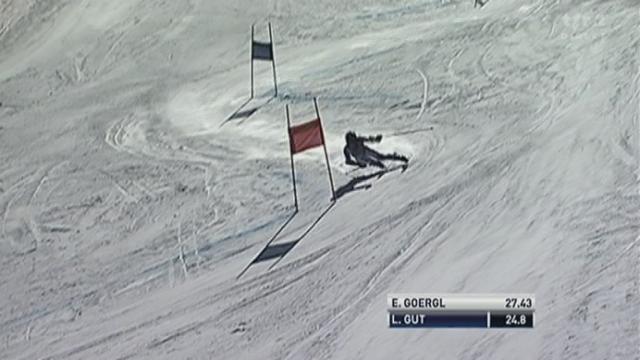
[474,0,487,7]
[343,131,408,169]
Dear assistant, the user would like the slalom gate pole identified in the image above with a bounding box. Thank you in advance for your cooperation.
[314,97,336,202]
[285,105,299,211]
[250,24,255,99]
[269,22,278,97]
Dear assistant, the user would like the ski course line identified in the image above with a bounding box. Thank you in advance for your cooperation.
[124,247,336,355]
[415,68,429,121]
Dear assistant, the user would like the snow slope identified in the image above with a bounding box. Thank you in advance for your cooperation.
[0,0,638,359]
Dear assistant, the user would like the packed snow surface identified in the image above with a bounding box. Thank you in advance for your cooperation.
[0,0,638,359]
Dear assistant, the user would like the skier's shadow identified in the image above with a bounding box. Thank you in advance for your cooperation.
[236,202,335,279]
[335,165,405,200]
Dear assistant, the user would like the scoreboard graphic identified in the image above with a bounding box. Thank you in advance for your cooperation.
[387,294,535,328]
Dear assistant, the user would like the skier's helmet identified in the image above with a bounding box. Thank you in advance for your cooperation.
[345,131,356,143]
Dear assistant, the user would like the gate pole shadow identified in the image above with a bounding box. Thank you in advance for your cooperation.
[267,201,336,270]
[221,96,276,127]
[236,210,298,279]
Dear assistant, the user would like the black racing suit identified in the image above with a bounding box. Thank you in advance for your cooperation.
[343,134,407,169]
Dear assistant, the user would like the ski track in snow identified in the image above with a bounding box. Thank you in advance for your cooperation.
[0,0,638,359]
[415,68,429,121]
